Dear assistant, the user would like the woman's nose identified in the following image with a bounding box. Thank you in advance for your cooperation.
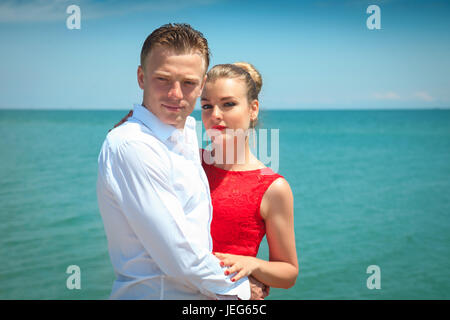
[168,81,183,100]
[211,106,222,119]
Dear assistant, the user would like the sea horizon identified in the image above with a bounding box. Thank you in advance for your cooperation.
[1,109,450,299]
[1,107,450,111]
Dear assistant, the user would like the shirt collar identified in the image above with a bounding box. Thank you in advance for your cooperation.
[132,104,179,142]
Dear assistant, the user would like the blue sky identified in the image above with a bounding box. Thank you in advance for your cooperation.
[0,0,449,110]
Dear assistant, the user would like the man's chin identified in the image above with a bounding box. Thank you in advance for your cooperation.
[161,114,186,129]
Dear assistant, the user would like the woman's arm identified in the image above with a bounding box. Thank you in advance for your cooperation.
[214,178,299,289]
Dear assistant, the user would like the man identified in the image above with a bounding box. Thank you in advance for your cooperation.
[97,23,265,299]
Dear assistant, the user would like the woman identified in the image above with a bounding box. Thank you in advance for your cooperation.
[111,62,298,292]
[200,62,298,290]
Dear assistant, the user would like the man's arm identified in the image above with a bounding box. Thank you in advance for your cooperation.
[100,139,250,299]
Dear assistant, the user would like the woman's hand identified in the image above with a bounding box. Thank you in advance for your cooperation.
[214,252,260,282]
[109,110,133,132]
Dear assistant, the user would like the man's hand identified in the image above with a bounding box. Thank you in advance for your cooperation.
[249,276,270,300]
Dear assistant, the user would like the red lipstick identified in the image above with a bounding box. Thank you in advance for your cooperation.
[211,125,227,131]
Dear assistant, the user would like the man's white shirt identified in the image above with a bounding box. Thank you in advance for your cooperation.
[97,104,250,300]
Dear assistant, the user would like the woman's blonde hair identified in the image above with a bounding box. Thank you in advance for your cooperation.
[206,62,262,128]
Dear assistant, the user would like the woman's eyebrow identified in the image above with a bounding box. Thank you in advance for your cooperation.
[201,96,237,102]
[220,96,236,101]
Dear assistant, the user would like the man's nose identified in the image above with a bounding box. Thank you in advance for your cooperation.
[168,81,183,100]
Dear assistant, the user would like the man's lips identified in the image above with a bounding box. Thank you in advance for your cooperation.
[162,104,183,111]
[211,125,227,130]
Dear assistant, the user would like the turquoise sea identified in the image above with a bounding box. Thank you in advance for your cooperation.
[1,109,450,300]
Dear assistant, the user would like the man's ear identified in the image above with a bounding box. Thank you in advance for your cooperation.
[137,65,145,90]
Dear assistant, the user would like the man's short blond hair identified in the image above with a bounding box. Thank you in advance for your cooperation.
[140,23,210,72]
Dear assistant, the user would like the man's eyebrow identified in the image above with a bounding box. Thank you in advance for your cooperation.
[154,71,171,77]
[154,71,200,82]
[184,77,200,82]
[201,97,209,101]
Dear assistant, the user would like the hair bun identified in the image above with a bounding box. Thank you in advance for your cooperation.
[233,62,262,95]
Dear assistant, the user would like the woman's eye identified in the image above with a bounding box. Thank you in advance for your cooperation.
[201,104,213,110]
[224,102,236,107]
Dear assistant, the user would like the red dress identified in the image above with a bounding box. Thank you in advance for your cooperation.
[202,156,284,257]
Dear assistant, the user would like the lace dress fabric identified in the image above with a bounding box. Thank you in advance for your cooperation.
[202,157,283,257]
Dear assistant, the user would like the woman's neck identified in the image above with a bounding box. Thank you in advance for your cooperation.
[210,142,264,171]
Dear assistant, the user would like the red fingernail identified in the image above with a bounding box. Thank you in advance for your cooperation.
[225,271,229,275]
[231,278,235,282]
[220,262,224,266]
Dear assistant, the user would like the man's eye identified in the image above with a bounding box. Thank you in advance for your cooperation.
[201,104,212,110]
[157,77,168,82]
[185,81,196,86]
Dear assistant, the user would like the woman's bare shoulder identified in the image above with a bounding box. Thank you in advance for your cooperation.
[266,177,292,199]
[260,177,293,220]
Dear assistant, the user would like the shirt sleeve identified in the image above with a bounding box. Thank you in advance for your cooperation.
[104,139,250,300]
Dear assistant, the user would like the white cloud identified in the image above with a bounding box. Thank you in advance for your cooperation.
[0,0,217,22]
[413,91,434,102]
[371,90,436,103]
[373,91,402,100]
[0,0,68,22]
